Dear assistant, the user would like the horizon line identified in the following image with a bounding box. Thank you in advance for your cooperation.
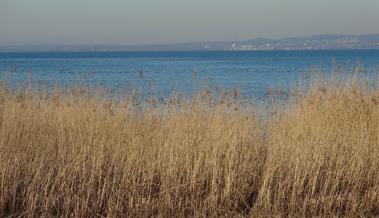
[1,33,379,47]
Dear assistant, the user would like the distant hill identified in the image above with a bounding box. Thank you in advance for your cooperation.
[1,34,379,52]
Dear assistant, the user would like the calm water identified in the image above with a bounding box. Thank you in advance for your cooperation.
[1,50,379,99]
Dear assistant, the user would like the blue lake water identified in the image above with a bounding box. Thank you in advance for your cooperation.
[1,50,379,99]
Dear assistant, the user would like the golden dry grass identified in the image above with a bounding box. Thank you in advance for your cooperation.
[0,74,379,217]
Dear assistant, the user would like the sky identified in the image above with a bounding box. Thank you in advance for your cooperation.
[1,0,379,45]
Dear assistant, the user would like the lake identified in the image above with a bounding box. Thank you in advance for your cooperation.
[1,50,379,99]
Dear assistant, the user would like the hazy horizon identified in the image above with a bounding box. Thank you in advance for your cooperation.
[2,33,379,46]
[1,0,379,45]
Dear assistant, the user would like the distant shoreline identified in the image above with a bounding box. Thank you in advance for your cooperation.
[2,48,379,53]
[1,34,379,52]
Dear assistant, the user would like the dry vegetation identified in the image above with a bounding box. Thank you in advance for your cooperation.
[0,73,379,217]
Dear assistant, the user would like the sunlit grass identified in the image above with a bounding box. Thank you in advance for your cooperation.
[0,72,378,217]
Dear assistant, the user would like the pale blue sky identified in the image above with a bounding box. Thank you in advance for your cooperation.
[1,0,378,44]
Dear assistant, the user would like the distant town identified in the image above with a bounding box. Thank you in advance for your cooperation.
[1,34,379,52]
[224,34,379,51]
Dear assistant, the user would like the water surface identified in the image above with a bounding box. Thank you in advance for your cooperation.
[1,50,379,99]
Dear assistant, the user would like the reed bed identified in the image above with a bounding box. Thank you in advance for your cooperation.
[0,73,378,217]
